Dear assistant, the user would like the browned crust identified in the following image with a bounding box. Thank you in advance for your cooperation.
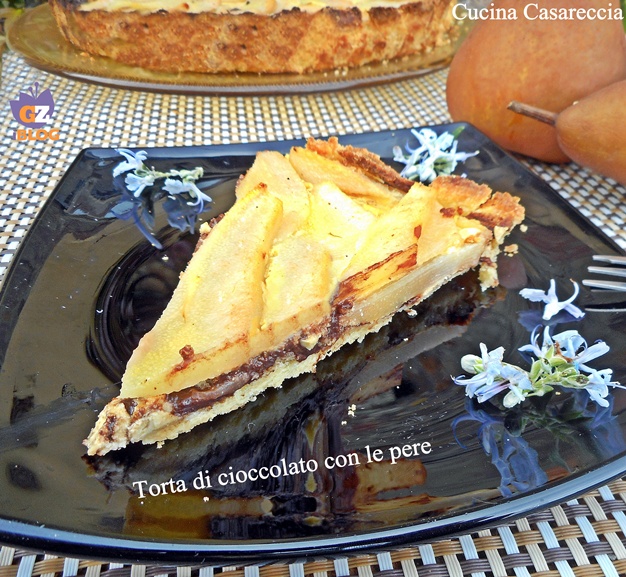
[468,191,526,230]
[429,175,493,214]
[48,0,456,74]
[429,175,525,232]
[306,136,415,192]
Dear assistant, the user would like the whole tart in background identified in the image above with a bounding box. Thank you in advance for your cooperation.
[47,0,459,74]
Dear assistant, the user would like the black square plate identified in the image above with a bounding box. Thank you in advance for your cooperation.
[0,124,625,564]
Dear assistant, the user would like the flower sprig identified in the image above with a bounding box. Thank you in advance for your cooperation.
[111,149,212,248]
[114,149,211,213]
[392,127,479,184]
[454,327,621,409]
[454,275,622,408]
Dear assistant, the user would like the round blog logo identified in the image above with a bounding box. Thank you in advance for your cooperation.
[10,82,60,141]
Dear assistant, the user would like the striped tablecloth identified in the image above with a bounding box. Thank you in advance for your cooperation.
[1,45,626,577]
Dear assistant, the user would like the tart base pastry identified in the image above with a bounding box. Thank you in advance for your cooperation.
[85,137,525,456]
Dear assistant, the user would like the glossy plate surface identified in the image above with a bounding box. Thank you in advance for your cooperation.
[0,125,625,564]
[7,5,461,95]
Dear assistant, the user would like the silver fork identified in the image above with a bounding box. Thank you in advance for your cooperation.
[582,255,626,292]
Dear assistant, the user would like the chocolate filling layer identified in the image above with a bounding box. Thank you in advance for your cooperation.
[161,327,332,417]
[152,301,354,418]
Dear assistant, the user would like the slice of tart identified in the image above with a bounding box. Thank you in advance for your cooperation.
[86,268,498,491]
[84,137,524,456]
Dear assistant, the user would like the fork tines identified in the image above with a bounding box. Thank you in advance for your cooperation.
[591,254,626,265]
[583,254,626,292]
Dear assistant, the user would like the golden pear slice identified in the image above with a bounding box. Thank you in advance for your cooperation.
[336,238,489,330]
[120,184,283,399]
[257,234,334,351]
[337,182,443,303]
[305,181,376,280]
[236,150,310,239]
[288,146,403,215]
[336,181,491,315]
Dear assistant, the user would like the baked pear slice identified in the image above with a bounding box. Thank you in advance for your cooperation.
[288,141,405,215]
[118,184,283,400]
[84,138,524,456]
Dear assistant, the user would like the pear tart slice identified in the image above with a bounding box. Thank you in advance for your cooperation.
[85,138,524,456]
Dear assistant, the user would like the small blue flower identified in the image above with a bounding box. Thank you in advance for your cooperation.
[519,279,585,321]
[547,329,583,355]
[110,150,211,247]
[576,342,612,372]
[163,178,212,207]
[392,127,478,184]
[454,344,528,404]
[518,325,549,358]
[585,369,613,407]
[125,172,155,197]
[113,149,149,177]
[500,364,533,408]
[549,330,610,372]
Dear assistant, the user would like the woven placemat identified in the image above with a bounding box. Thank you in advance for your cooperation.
[1,48,626,577]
